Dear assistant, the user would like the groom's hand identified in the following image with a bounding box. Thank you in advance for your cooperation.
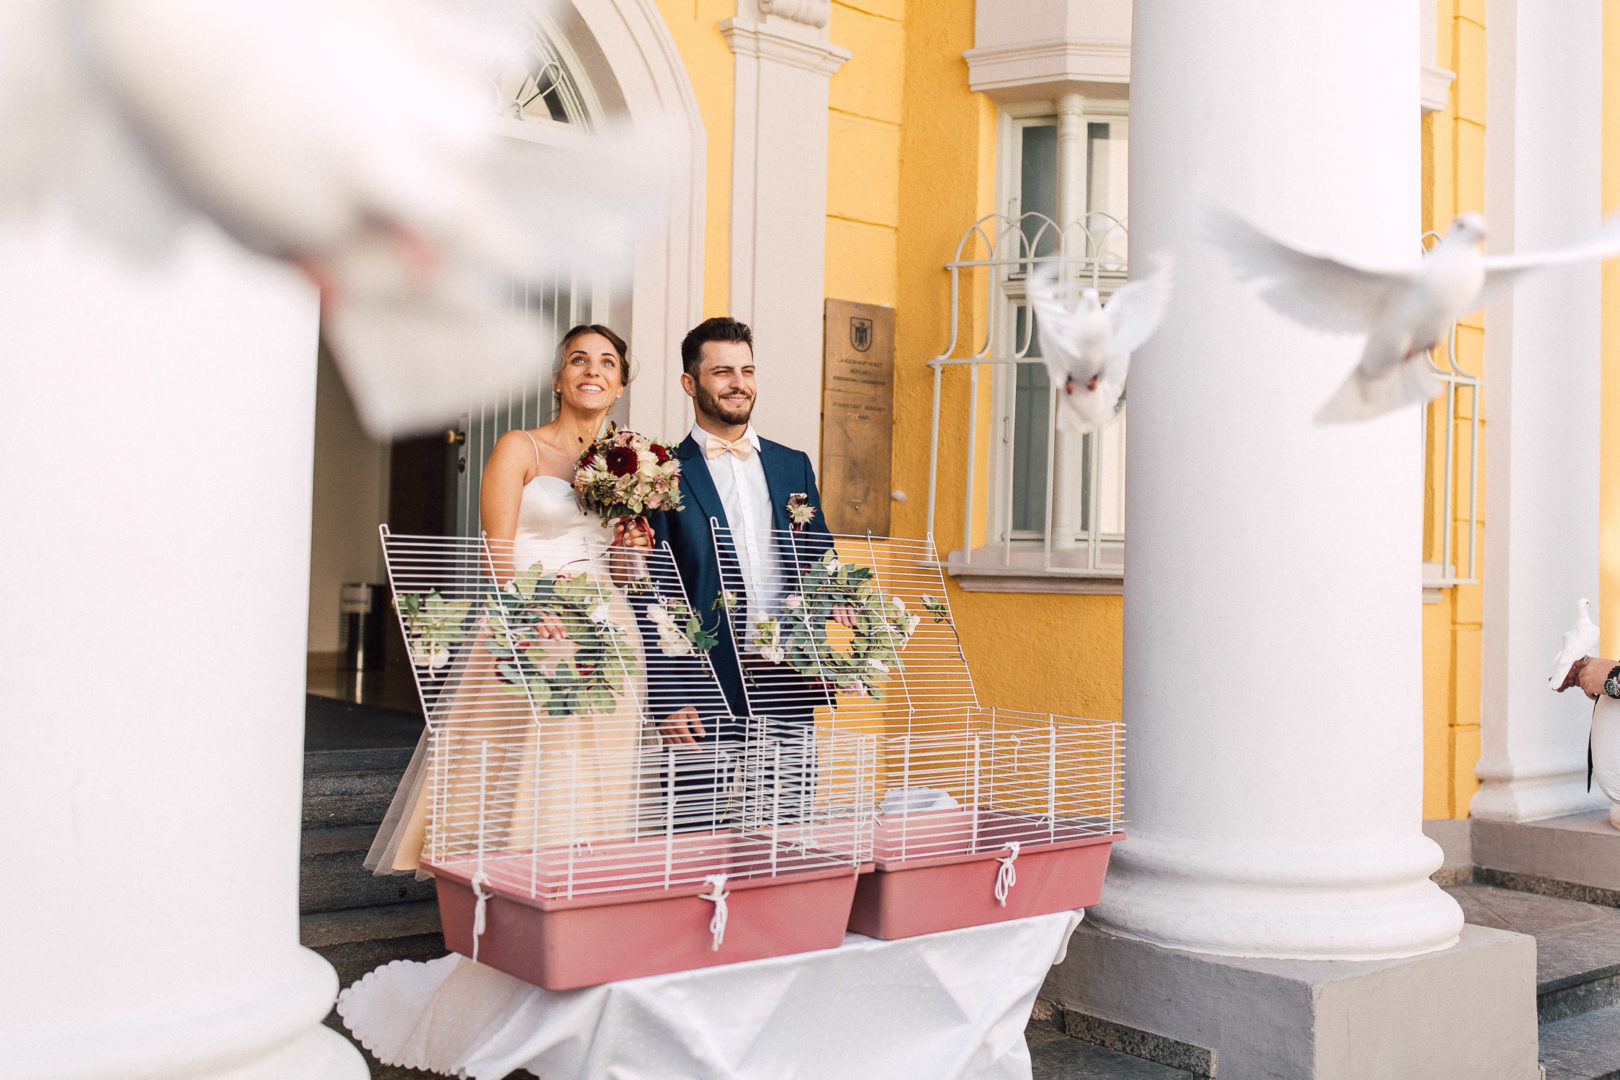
[832,605,858,629]
[658,706,706,745]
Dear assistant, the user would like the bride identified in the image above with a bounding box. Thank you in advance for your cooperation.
[366,324,654,876]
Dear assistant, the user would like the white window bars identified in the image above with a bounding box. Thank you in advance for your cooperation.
[923,217,1481,596]
[1419,231,1481,593]
[925,211,1130,587]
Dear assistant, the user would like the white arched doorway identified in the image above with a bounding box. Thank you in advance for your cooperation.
[306,1,705,660]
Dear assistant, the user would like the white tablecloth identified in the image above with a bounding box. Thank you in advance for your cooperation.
[337,910,1083,1080]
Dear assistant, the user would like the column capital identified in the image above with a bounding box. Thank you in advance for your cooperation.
[721,17,850,77]
[758,0,830,29]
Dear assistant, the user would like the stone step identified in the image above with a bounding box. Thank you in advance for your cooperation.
[1447,883,1620,1024]
[301,825,437,915]
[1539,1000,1620,1080]
[303,747,412,830]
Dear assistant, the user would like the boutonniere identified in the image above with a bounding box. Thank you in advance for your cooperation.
[785,492,817,531]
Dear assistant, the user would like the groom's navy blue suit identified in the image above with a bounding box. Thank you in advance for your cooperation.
[645,432,834,730]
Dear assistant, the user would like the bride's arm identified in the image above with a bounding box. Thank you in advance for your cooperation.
[479,431,532,585]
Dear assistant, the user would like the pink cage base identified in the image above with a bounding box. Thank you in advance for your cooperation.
[427,829,861,990]
[848,809,1123,939]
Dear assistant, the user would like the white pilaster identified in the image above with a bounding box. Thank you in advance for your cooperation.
[1049,91,1087,550]
[721,0,848,463]
[1097,0,1463,959]
[1473,0,1607,823]
[0,213,364,1078]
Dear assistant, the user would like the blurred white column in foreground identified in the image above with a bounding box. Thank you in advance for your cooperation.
[0,211,364,1078]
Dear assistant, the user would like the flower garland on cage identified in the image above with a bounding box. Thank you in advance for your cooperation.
[397,589,473,671]
[487,562,643,718]
[647,596,718,657]
[751,548,922,699]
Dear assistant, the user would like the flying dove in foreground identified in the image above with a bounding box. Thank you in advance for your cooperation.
[1027,259,1175,433]
[1206,210,1620,423]
[1550,598,1602,691]
[0,0,667,436]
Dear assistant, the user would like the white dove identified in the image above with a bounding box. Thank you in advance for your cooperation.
[1205,209,1620,423]
[1550,598,1602,690]
[0,0,666,436]
[1026,259,1175,433]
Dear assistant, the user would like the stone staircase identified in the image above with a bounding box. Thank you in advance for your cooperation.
[300,746,451,1079]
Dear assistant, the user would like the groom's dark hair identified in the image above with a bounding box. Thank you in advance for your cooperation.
[681,317,753,377]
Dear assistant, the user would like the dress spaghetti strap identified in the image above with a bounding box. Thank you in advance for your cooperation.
[521,429,542,469]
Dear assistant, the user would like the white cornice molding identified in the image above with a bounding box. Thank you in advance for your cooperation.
[1421,61,1456,114]
[722,18,850,76]
[963,37,1130,100]
[758,0,829,29]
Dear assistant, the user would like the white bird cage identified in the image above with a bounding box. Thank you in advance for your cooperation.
[711,526,1124,938]
[379,528,875,989]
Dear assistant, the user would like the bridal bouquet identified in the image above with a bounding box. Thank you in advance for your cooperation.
[573,423,684,527]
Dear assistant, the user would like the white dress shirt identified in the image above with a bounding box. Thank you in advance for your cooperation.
[691,422,782,638]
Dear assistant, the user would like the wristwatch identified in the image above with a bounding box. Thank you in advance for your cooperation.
[1605,665,1620,700]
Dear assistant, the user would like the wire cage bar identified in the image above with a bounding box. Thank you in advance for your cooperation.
[710,525,1125,937]
[379,527,875,988]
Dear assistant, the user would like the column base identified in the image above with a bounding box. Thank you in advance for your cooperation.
[1041,921,1538,1079]
[1473,811,1620,903]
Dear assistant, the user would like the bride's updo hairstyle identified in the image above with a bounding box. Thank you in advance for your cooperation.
[553,324,634,409]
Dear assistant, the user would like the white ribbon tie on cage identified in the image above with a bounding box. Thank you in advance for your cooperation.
[470,870,493,963]
[994,842,1022,907]
[700,874,730,951]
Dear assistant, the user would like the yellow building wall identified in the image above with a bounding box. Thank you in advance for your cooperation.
[1419,0,1486,819]
[652,0,734,315]
[1603,2,1620,657]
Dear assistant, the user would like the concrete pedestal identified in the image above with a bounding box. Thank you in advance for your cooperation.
[1043,922,1539,1079]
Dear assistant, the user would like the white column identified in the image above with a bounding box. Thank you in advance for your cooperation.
[0,213,365,1078]
[1096,0,1464,959]
[1472,0,1606,823]
[721,0,848,462]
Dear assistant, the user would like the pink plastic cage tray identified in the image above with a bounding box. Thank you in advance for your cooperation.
[711,528,1127,940]
[380,529,877,990]
[428,829,862,990]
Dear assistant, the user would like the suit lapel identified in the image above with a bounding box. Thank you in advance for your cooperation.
[759,441,793,533]
[677,435,727,529]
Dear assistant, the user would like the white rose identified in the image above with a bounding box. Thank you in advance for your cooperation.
[590,602,613,625]
[783,594,803,609]
[891,595,906,612]
[428,645,451,670]
[868,657,888,673]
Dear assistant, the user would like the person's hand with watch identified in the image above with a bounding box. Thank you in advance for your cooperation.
[1556,655,1620,700]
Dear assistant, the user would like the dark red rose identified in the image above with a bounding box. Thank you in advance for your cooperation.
[605,446,637,477]
[651,442,671,463]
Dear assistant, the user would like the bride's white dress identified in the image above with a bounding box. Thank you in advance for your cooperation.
[364,474,646,876]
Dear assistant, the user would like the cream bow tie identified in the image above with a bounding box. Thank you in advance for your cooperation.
[705,434,755,460]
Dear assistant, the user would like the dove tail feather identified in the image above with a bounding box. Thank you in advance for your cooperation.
[1314,358,1443,424]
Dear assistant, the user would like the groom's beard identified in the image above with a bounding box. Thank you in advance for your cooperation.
[694,382,755,427]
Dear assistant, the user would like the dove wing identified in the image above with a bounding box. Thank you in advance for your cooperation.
[1204,208,1415,333]
[1104,260,1174,357]
[1478,215,1620,309]
[1026,267,1094,389]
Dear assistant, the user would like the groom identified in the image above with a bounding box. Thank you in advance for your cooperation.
[646,316,839,748]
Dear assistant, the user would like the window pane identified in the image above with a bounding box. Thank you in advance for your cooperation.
[1019,123,1059,257]
[1086,121,1128,261]
[1011,304,1051,533]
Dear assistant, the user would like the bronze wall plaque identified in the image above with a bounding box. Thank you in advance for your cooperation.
[821,300,895,534]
